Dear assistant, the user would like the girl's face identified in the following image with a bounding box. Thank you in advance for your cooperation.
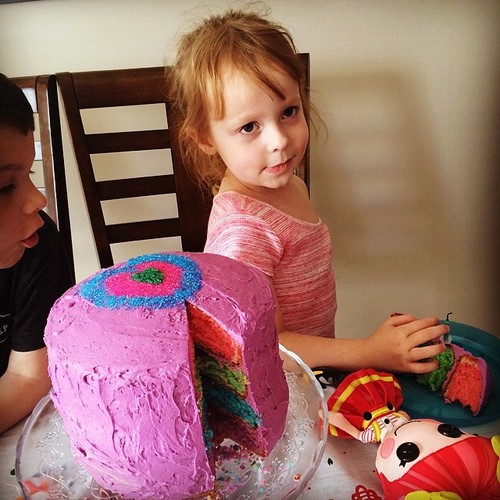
[0,126,46,269]
[200,65,309,193]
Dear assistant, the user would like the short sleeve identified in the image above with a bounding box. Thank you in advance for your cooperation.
[205,212,283,278]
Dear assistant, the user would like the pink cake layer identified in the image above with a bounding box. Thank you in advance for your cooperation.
[442,343,493,415]
[44,252,289,500]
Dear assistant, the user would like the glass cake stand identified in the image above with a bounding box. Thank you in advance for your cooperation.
[15,345,328,499]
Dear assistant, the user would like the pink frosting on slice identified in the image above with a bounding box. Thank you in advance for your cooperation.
[442,343,494,415]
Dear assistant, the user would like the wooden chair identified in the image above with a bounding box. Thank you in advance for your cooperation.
[12,74,75,280]
[56,54,309,269]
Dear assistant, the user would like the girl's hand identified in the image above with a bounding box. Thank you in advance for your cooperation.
[363,314,449,374]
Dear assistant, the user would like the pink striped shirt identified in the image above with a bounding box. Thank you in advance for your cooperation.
[204,192,336,338]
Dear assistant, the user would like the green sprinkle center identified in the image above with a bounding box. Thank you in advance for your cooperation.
[131,267,164,285]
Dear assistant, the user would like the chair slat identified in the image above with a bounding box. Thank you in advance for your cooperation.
[106,219,181,244]
[96,175,176,200]
[86,129,171,154]
[71,67,169,108]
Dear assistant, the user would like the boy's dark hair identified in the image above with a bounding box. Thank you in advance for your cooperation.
[0,73,35,134]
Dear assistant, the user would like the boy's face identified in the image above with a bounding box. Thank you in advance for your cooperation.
[0,125,46,269]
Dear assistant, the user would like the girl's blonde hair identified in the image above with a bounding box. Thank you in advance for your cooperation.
[169,7,310,194]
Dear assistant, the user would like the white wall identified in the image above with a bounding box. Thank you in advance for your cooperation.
[1,0,498,337]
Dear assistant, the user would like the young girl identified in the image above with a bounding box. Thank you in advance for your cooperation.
[170,7,448,373]
[0,74,74,432]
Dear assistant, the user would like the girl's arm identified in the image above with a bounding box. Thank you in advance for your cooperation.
[274,288,448,373]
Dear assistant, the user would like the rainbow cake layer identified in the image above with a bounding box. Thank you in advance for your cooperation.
[417,343,493,415]
[44,252,289,499]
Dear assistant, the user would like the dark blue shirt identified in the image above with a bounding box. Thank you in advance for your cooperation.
[0,211,74,376]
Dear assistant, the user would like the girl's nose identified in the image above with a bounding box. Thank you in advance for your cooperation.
[267,124,289,152]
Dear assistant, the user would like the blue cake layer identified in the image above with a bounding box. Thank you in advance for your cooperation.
[204,385,262,428]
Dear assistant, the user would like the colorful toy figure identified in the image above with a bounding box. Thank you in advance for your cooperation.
[375,418,500,499]
[324,368,500,499]
[326,368,410,444]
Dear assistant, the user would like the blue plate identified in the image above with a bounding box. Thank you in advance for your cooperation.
[399,321,500,428]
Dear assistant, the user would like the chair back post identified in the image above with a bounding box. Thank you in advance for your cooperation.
[298,52,310,191]
[38,75,74,275]
[57,71,114,268]
[164,82,211,252]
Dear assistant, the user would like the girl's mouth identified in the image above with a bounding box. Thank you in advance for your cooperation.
[266,160,290,174]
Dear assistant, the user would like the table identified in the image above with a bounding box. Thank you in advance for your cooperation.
[2,405,498,500]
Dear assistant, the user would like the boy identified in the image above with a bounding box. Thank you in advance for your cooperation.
[0,73,74,433]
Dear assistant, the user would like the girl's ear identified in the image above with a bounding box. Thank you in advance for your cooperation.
[189,127,217,156]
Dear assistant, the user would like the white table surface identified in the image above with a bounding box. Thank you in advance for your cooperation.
[1,396,498,500]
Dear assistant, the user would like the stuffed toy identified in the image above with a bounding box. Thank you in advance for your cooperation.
[375,418,500,499]
[324,368,500,499]
[325,368,410,443]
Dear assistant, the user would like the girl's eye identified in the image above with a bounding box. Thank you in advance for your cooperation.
[283,106,297,118]
[240,122,256,134]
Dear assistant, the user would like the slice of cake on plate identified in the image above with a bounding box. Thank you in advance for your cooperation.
[417,342,493,416]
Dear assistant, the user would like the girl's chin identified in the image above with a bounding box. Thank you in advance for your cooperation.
[266,169,295,186]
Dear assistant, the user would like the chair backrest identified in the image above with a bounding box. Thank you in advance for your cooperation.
[56,54,309,269]
[12,74,75,279]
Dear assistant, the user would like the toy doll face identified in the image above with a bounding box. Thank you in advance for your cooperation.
[375,418,469,482]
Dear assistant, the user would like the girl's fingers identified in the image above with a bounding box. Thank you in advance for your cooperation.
[408,321,450,346]
[407,357,440,374]
[411,341,445,362]
[388,313,417,327]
